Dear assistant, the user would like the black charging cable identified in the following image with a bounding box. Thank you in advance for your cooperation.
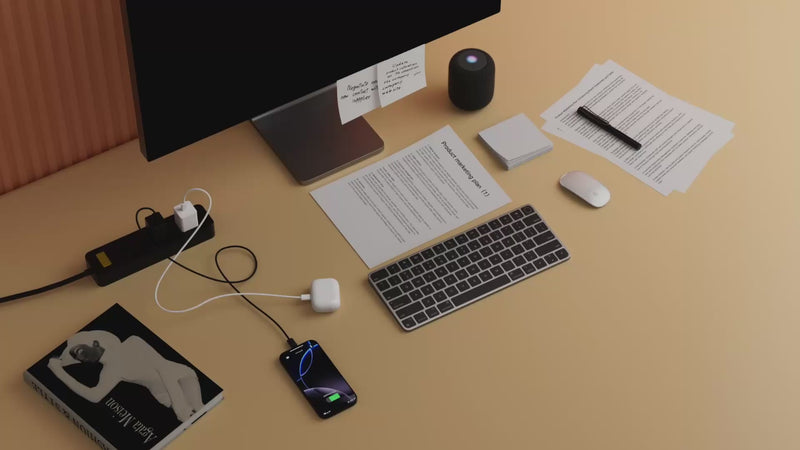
[0,269,95,304]
[137,207,296,347]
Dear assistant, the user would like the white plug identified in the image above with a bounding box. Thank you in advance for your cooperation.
[173,200,199,232]
[302,278,340,312]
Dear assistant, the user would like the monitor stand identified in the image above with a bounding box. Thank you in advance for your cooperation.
[250,84,384,185]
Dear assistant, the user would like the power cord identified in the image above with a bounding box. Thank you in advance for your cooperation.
[0,268,95,304]
[153,188,304,348]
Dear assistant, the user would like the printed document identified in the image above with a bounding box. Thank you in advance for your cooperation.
[541,60,734,195]
[311,125,510,268]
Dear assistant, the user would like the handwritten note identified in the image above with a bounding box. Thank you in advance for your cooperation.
[377,45,427,107]
[336,65,380,125]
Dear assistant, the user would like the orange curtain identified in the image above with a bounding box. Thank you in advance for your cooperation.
[0,0,137,195]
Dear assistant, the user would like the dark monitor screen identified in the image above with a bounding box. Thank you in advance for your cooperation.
[122,1,501,168]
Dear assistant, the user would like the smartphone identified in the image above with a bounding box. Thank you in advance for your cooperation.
[279,339,357,419]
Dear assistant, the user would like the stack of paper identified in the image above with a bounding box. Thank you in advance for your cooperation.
[541,60,734,196]
[479,113,553,169]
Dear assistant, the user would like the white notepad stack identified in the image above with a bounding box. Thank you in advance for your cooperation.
[479,113,553,169]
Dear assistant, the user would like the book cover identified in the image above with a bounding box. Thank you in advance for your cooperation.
[23,303,223,450]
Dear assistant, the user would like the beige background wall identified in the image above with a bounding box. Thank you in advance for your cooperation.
[0,0,136,195]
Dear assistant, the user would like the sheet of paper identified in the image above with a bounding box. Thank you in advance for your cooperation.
[336,65,380,125]
[311,125,510,268]
[541,60,735,195]
[377,45,427,107]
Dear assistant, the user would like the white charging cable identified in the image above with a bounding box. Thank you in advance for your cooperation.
[154,188,310,314]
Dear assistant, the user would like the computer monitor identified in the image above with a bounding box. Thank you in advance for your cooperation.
[122,1,501,184]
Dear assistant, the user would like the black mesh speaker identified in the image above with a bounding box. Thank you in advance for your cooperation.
[448,48,495,111]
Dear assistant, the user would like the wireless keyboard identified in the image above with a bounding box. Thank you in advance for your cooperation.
[368,204,570,331]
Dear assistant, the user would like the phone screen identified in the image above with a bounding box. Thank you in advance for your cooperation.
[279,340,357,419]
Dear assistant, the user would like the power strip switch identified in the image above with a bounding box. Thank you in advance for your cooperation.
[84,205,215,286]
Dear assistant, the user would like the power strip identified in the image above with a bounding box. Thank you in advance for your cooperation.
[84,205,215,286]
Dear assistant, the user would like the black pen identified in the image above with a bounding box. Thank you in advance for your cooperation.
[576,106,642,150]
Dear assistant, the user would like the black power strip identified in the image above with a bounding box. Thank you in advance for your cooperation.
[84,205,215,286]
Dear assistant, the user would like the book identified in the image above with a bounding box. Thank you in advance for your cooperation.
[23,303,223,450]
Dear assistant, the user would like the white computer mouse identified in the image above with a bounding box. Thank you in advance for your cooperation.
[559,171,611,208]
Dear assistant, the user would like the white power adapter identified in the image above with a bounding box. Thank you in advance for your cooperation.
[301,278,341,312]
[173,201,199,232]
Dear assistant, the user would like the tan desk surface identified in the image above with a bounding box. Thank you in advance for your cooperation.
[2,0,799,448]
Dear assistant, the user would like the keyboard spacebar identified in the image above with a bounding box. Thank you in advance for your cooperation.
[451,275,511,307]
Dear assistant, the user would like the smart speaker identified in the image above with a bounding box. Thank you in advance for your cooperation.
[448,48,495,110]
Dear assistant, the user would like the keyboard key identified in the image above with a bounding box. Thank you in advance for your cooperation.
[400,282,413,292]
[477,224,491,234]
[438,301,455,313]
[535,239,562,257]
[535,222,548,233]
[433,280,446,291]
[533,258,547,269]
[398,259,412,269]
[446,262,460,272]
[489,219,502,229]
[370,269,389,282]
[402,318,416,328]
[501,261,515,271]
[411,265,424,276]
[479,236,493,246]
[423,272,437,283]
[422,296,435,307]
[522,263,536,274]
[410,254,424,264]
[524,250,537,262]
[489,255,503,265]
[433,291,447,302]
[421,249,435,259]
[388,275,401,286]
[524,228,537,238]
[500,250,514,260]
[455,234,469,244]
[533,231,555,245]
[457,256,471,268]
[523,239,536,250]
[510,209,524,220]
[376,280,390,291]
[466,264,480,275]
[468,241,481,251]
[467,276,481,287]
[478,259,492,270]
[445,286,459,297]
[523,214,541,226]
[490,266,504,277]
[399,270,413,281]
[513,232,526,243]
[491,242,505,253]
[502,237,516,247]
[445,250,459,261]
[511,244,525,255]
[512,220,525,231]
[499,214,513,225]
[479,270,493,282]
[383,287,402,301]
[512,255,526,266]
[555,249,569,259]
[444,239,457,249]
[456,245,470,256]
[455,269,469,280]
[509,269,524,280]
[501,225,515,236]
[433,244,446,254]
[456,281,470,292]
[423,260,437,271]
[434,255,448,266]
[421,285,435,296]
[387,263,400,274]
[435,267,448,277]
[466,229,480,240]
[397,302,424,319]
[409,290,423,301]
[426,307,440,319]
[521,205,534,215]
[490,230,504,241]
[389,295,412,310]
[444,275,457,285]
[544,253,558,264]
[412,277,425,288]
[468,252,482,263]
[413,312,428,323]
[451,275,510,307]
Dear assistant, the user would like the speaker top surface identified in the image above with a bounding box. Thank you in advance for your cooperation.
[450,48,493,72]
